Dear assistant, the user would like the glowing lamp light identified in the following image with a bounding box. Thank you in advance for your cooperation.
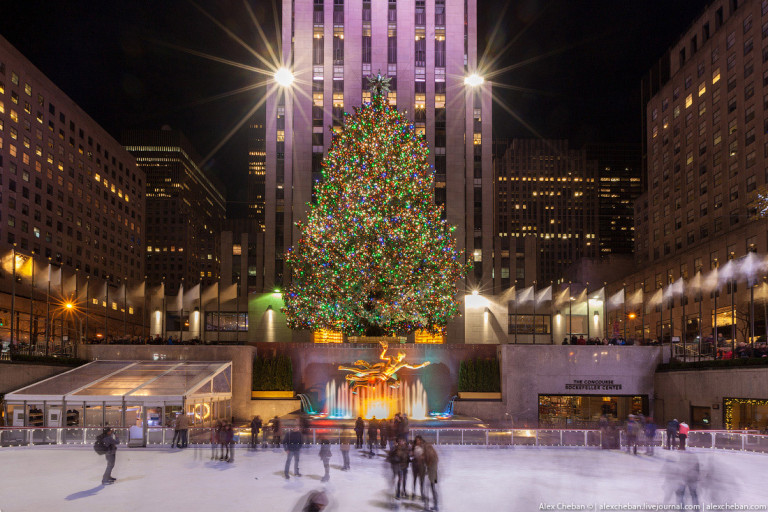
[65,302,74,310]
[472,290,479,296]
[274,67,295,87]
[464,73,484,87]
[628,312,637,320]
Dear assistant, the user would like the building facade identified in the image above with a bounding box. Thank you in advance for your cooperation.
[585,143,642,256]
[493,139,599,289]
[247,113,266,230]
[264,0,493,342]
[0,35,148,345]
[608,0,768,344]
[123,128,225,295]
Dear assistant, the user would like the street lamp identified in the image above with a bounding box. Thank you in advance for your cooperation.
[274,67,295,87]
[464,73,484,87]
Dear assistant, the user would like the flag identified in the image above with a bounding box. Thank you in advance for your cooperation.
[62,271,77,298]
[738,252,768,285]
[220,283,238,303]
[718,260,736,284]
[175,283,184,313]
[516,286,534,303]
[501,286,516,302]
[535,285,552,304]
[183,283,201,309]
[703,268,719,292]
[48,265,62,288]
[663,278,684,300]
[628,287,643,306]
[554,286,570,307]
[201,282,219,308]
[607,289,625,310]
[128,281,146,307]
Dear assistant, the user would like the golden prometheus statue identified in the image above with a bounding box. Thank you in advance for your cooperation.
[338,341,431,393]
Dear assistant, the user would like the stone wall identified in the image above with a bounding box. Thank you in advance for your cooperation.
[499,345,663,427]
[245,399,302,420]
[654,367,768,429]
[0,363,74,395]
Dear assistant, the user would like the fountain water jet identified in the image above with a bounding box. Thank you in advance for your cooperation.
[324,378,429,420]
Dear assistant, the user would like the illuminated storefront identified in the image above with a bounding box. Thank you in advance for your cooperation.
[539,395,647,428]
[724,398,768,430]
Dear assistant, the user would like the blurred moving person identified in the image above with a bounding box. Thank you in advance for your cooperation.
[678,420,689,450]
[319,438,332,482]
[666,418,679,450]
[340,427,351,470]
[283,429,304,478]
[645,417,658,455]
[424,439,439,511]
[250,415,262,450]
[354,417,365,448]
[411,436,427,504]
[272,415,282,446]
[388,437,410,500]
[368,417,379,458]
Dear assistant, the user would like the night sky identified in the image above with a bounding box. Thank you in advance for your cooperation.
[0,0,708,213]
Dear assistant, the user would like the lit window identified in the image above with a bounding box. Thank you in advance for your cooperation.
[698,83,706,96]
[276,130,285,142]
[712,68,720,84]
[473,133,482,145]
[233,244,242,255]
[685,94,693,108]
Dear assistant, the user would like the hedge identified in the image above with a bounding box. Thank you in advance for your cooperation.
[458,357,501,392]
[252,354,294,391]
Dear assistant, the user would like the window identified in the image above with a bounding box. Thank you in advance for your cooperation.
[730,184,739,201]
[727,31,736,49]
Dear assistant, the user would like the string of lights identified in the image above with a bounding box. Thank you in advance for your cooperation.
[283,81,469,336]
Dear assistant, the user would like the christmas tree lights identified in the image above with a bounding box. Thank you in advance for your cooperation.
[283,75,470,336]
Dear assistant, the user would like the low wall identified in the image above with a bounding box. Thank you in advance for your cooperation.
[0,363,74,395]
[77,345,257,421]
[245,399,302,421]
[453,400,508,423]
[654,367,768,429]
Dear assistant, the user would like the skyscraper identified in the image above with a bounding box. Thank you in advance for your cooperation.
[123,128,225,295]
[263,0,492,342]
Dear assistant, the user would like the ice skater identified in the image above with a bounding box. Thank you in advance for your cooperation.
[645,417,658,455]
[411,436,427,503]
[250,415,262,450]
[176,410,189,448]
[340,427,351,470]
[354,416,365,449]
[666,418,679,450]
[678,420,689,450]
[319,438,332,482]
[626,414,639,455]
[170,413,181,448]
[283,429,304,478]
[368,417,379,458]
[98,427,119,485]
[424,440,439,511]
[388,437,410,500]
[272,415,282,446]
[211,420,222,460]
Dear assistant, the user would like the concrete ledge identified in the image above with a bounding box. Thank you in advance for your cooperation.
[453,400,508,422]
[246,399,301,419]
[458,392,502,400]
[251,391,295,399]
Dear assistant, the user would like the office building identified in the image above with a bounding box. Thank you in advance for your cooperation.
[123,128,225,295]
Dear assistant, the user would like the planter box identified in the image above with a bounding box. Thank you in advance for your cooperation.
[251,391,295,399]
[458,392,502,400]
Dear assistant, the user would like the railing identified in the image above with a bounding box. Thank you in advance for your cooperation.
[3,427,766,453]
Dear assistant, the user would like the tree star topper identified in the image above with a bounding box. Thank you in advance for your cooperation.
[367,72,392,97]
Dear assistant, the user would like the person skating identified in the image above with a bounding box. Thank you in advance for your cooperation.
[272,415,282,446]
[645,417,658,455]
[424,440,439,511]
[411,436,427,503]
[398,413,410,442]
[176,410,189,448]
[368,417,379,458]
[250,415,263,449]
[319,438,332,482]
[340,427,351,470]
[626,415,639,455]
[98,427,119,485]
[678,420,690,450]
[379,416,388,448]
[283,429,304,478]
[388,437,410,500]
[170,413,181,448]
[211,420,222,460]
[354,417,365,449]
[666,418,680,450]
[302,490,329,512]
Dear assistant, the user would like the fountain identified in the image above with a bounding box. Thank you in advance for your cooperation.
[324,378,429,420]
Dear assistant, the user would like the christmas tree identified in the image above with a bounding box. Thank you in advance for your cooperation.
[284,74,469,337]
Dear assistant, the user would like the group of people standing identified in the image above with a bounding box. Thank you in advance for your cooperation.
[210,420,238,462]
[354,412,410,456]
[665,418,691,450]
[598,413,659,454]
[387,435,439,511]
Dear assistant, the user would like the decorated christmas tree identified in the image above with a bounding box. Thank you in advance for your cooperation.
[284,74,470,337]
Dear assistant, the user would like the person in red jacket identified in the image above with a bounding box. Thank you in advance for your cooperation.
[678,421,690,450]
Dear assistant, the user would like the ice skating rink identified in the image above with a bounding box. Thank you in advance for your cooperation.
[1,445,766,512]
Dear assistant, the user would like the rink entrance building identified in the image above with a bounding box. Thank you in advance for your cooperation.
[3,360,232,442]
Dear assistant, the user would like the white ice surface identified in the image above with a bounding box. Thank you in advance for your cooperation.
[1,445,767,512]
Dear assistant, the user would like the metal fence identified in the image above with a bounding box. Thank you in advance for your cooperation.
[2,427,767,453]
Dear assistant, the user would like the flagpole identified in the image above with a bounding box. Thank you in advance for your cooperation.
[123,278,128,338]
[698,283,703,363]
[179,278,184,344]
[514,296,518,344]
[31,253,36,353]
[622,285,626,341]
[11,244,16,351]
[105,277,109,341]
[731,276,735,358]
[750,280,755,352]
[85,276,90,344]
[682,284,687,363]
[567,285,572,342]
[162,278,167,339]
[533,282,537,345]
[641,282,646,344]
[142,278,146,341]
[217,280,221,344]
[45,258,51,356]
[660,291,663,345]
[586,283,591,340]
[714,285,718,355]
[199,279,203,343]
[236,276,241,344]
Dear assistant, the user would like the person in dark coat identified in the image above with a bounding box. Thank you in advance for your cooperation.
[424,440,439,511]
[354,417,365,449]
[100,427,119,485]
[272,415,282,446]
[283,429,304,478]
[388,437,410,500]
[319,438,332,482]
[302,490,329,512]
[666,418,680,450]
[340,430,351,470]
[645,417,658,455]
[411,436,427,503]
[398,414,410,441]
[250,415,262,450]
[367,417,379,457]
[379,417,388,448]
